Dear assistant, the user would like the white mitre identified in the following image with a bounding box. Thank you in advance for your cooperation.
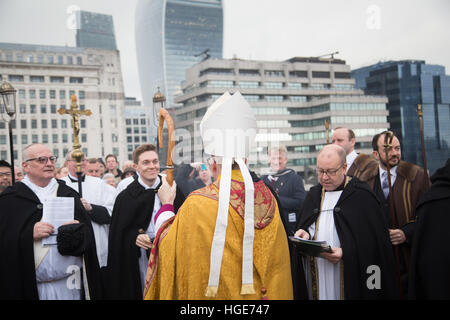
[200,91,257,297]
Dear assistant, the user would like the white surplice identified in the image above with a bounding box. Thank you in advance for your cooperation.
[136,175,161,293]
[306,190,343,300]
[62,175,117,267]
[22,176,83,300]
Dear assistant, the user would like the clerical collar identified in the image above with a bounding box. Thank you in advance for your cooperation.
[325,178,346,192]
[68,173,85,183]
[138,175,160,190]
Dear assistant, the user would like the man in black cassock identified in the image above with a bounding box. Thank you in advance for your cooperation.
[409,158,450,299]
[292,144,399,300]
[106,144,185,299]
[0,144,102,300]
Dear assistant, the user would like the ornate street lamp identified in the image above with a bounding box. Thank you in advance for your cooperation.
[0,81,17,184]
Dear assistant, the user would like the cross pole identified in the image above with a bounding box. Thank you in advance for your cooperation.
[58,94,92,196]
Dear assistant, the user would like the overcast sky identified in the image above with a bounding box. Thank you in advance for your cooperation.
[1,0,449,102]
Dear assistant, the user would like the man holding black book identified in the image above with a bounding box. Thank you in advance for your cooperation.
[291,144,398,300]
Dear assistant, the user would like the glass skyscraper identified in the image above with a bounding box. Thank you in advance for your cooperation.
[352,60,450,175]
[76,11,117,50]
[135,0,223,109]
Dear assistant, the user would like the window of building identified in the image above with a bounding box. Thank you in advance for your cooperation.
[40,90,46,99]
[289,71,308,78]
[8,75,24,82]
[40,104,46,113]
[67,56,73,64]
[50,90,56,99]
[27,54,34,63]
[334,72,351,79]
[57,56,64,64]
[19,89,26,99]
[77,57,82,65]
[243,95,260,102]
[79,90,85,99]
[239,69,259,76]
[30,104,36,113]
[42,134,48,144]
[263,82,283,89]
[21,135,28,145]
[61,119,67,128]
[80,120,86,128]
[16,54,23,62]
[30,76,45,83]
[31,120,37,129]
[60,90,66,99]
[19,104,26,113]
[47,56,54,64]
[51,105,57,113]
[20,120,27,129]
[41,119,47,129]
[37,55,44,63]
[81,134,87,143]
[62,134,68,143]
[264,70,284,77]
[51,76,64,83]
[312,71,330,78]
[265,95,284,102]
[69,77,83,84]
[51,119,57,129]
[29,90,36,99]
[52,134,58,143]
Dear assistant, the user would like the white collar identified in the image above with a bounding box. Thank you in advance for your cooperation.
[346,150,358,171]
[138,175,160,190]
[379,165,398,178]
[22,176,58,202]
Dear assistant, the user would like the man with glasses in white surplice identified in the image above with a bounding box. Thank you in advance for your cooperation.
[0,144,102,300]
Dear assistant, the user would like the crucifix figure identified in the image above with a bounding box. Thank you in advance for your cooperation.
[58,94,92,196]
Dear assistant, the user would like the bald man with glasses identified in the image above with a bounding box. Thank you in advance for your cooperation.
[291,144,398,300]
[0,144,103,300]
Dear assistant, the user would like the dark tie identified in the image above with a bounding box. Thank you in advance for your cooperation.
[381,171,390,199]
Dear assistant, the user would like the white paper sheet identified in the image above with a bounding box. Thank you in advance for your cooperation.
[42,197,74,246]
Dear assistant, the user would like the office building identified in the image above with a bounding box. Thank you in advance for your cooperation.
[135,0,223,110]
[174,56,390,179]
[352,60,450,174]
[0,41,127,166]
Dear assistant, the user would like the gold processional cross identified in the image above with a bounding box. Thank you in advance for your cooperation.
[58,95,91,195]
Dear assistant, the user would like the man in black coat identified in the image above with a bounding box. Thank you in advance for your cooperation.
[106,144,185,299]
[408,158,450,299]
[0,144,102,300]
[292,144,399,300]
[262,145,306,235]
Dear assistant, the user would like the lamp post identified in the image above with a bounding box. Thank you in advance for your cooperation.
[0,81,17,184]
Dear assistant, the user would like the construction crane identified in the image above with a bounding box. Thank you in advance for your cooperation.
[194,48,210,62]
[315,51,340,59]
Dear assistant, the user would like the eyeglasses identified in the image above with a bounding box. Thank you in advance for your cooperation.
[316,165,343,177]
[25,156,58,164]
[0,172,12,177]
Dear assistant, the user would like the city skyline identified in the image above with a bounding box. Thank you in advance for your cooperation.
[0,0,449,104]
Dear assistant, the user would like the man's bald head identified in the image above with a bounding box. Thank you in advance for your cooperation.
[317,145,347,191]
[318,144,347,166]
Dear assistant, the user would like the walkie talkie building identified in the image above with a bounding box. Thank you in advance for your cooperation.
[135,0,223,109]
